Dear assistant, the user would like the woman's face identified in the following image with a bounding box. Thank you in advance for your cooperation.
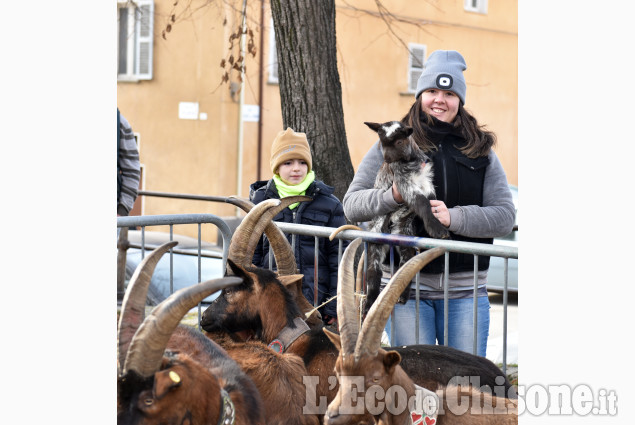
[277,158,308,185]
[419,88,460,123]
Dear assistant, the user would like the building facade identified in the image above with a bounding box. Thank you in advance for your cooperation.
[117,0,517,241]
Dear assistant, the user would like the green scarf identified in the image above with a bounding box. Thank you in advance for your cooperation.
[273,171,315,209]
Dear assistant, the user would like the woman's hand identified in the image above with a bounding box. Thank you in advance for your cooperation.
[430,200,451,227]
[392,181,404,204]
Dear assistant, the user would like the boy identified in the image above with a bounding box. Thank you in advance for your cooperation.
[250,128,347,325]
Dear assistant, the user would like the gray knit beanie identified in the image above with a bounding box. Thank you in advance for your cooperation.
[415,50,467,104]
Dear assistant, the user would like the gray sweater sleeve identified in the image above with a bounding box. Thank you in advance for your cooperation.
[446,150,515,238]
[343,141,401,223]
[343,143,516,238]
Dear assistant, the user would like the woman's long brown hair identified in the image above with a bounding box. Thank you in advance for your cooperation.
[401,97,496,158]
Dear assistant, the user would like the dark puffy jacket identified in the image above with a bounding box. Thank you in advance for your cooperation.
[249,178,348,318]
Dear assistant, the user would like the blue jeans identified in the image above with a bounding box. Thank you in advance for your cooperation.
[385,296,490,356]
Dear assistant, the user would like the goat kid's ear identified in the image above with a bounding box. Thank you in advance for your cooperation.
[323,328,342,351]
[404,127,414,137]
[364,122,381,133]
[383,351,402,374]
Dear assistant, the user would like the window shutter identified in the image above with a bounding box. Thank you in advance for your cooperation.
[268,18,279,83]
[464,0,488,14]
[136,0,154,80]
[407,44,426,93]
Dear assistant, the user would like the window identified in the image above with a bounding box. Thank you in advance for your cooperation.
[407,43,426,93]
[267,18,279,84]
[118,0,154,81]
[464,0,488,14]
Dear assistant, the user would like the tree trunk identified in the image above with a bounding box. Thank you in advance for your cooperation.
[270,0,354,204]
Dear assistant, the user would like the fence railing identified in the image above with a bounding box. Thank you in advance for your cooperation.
[117,212,517,374]
[275,222,517,374]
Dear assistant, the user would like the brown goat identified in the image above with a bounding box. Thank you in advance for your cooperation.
[201,204,515,421]
[117,241,265,425]
[208,330,319,425]
[324,238,518,425]
[202,259,342,413]
[208,197,322,424]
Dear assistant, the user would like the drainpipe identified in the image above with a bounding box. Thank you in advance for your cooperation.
[236,0,248,215]
[257,0,265,181]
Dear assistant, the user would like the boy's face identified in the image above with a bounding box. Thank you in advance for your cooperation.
[277,158,309,185]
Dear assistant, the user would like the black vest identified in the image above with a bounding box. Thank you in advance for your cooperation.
[415,117,493,274]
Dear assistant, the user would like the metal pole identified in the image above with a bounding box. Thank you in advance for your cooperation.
[473,255,479,355]
[314,237,319,307]
[443,252,449,346]
[390,246,395,346]
[236,0,248,212]
[415,248,420,344]
[503,258,509,376]
[117,226,129,301]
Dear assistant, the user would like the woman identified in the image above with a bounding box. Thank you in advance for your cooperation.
[250,128,348,326]
[343,50,515,355]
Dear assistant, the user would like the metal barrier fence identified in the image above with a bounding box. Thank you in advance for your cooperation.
[117,212,517,374]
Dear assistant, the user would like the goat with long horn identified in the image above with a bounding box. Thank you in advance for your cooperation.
[324,239,445,425]
[117,242,265,425]
[324,240,517,424]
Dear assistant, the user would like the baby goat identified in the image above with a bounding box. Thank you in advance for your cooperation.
[363,120,450,313]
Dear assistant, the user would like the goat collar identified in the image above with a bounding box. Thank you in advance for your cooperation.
[267,317,310,353]
[217,388,235,425]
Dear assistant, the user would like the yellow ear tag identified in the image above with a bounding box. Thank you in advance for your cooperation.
[169,371,181,384]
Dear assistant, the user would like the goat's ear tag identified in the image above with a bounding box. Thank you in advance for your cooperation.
[410,384,439,425]
[169,371,181,383]
[268,339,284,353]
[153,369,182,400]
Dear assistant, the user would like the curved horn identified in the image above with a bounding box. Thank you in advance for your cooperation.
[227,196,310,270]
[227,196,298,275]
[242,195,311,271]
[122,276,242,377]
[336,238,363,356]
[117,241,178,374]
[355,250,366,324]
[227,199,282,269]
[329,224,362,241]
[355,247,445,358]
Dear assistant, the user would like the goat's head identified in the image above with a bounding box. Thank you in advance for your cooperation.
[200,259,303,342]
[365,121,415,164]
[323,239,445,425]
[117,241,243,424]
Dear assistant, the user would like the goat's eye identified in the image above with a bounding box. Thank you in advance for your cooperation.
[144,398,154,406]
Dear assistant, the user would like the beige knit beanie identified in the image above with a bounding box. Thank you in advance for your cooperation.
[269,128,312,174]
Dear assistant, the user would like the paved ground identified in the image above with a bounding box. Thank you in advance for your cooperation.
[486,291,518,365]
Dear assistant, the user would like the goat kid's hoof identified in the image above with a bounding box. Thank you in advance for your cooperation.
[397,296,409,305]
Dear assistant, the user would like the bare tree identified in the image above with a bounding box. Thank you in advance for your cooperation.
[161,0,431,202]
[269,0,353,202]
